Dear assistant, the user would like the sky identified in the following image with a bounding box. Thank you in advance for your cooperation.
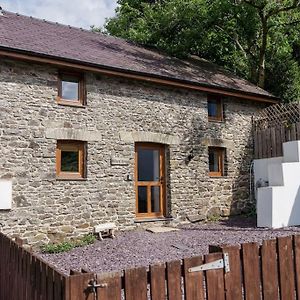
[0,0,118,29]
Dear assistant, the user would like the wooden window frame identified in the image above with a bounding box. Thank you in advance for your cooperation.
[57,72,85,107]
[135,143,166,219]
[56,141,86,179]
[209,147,225,177]
[208,94,223,122]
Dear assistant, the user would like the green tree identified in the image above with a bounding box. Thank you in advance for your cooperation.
[104,0,300,101]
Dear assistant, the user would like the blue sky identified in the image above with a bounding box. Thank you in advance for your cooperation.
[1,0,118,29]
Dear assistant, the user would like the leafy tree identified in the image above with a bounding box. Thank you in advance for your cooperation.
[104,0,300,101]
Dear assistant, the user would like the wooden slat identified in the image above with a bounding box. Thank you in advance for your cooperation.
[47,266,54,300]
[261,239,279,300]
[209,245,242,300]
[291,123,296,141]
[254,131,259,158]
[294,235,300,299]
[242,243,261,300]
[150,263,166,300]
[266,128,272,158]
[166,260,182,300]
[54,271,62,300]
[275,126,283,157]
[205,253,225,300]
[270,127,276,157]
[278,236,295,300]
[68,273,95,300]
[296,122,300,140]
[125,267,148,300]
[183,256,205,300]
[97,272,122,300]
[258,131,263,159]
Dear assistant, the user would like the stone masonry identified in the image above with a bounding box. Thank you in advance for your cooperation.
[0,59,267,246]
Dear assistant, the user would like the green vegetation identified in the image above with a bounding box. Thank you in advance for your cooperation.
[41,234,96,254]
[101,0,300,102]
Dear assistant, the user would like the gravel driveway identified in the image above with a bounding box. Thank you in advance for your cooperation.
[39,216,300,275]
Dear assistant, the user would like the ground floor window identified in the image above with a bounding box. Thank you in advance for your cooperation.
[56,140,86,179]
[208,147,225,177]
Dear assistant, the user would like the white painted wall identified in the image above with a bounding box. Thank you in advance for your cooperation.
[254,140,300,228]
[0,180,12,209]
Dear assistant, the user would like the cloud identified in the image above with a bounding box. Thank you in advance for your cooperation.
[1,0,118,28]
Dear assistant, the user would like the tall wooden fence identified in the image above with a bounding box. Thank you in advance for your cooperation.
[254,121,300,159]
[2,231,300,299]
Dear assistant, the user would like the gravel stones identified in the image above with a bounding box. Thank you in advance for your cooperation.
[38,217,300,275]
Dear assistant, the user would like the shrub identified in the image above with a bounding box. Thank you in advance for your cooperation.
[41,233,96,253]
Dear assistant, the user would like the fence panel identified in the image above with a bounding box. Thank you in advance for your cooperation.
[242,242,261,300]
[97,272,122,300]
[278,236,295,300]
[205,253,225,300]
[183,256,205,300]
[4,231,300,299]
[125,267,148,300]
[166,260,182,300]
[261,239,279,300]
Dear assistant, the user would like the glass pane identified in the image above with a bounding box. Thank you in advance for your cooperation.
[209,150,219,172]
[62,79,79,100]
[138,149,160,181]
[208,100,218,117]
[151,186,160,213]
[138,186,147,213]
[61,151,79,172]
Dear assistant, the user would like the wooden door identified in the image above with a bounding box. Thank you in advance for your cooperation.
[135,143,165,218]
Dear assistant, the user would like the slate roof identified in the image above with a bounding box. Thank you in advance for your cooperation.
[0,10,276,100]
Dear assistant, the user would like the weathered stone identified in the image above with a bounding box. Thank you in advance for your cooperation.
[0,58,267,245]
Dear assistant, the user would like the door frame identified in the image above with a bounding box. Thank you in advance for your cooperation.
[135,143,166,219]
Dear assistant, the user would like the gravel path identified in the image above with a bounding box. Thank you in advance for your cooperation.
[39,216,300,275]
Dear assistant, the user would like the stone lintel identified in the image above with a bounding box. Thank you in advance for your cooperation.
[120,131,179,145]
[200,137,234,149]
[45,128,102,141]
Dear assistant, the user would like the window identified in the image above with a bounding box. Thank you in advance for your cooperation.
[57,72,85,106]
[208,95,223,122]
[56,141,86,179]
[208,147,225,177]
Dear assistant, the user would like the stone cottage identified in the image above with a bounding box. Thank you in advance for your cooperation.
[0,10,277,245]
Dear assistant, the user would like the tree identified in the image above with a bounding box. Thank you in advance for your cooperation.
[104,0,300,101]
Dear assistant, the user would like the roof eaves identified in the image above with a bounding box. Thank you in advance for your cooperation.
[0,45,279,103]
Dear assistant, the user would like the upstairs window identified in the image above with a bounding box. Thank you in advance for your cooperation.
[57,73,85,106]
[209,147,225,177]
[208,95,223,122]
[56,141,86,179]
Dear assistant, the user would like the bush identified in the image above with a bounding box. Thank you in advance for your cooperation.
[41,234,96,253]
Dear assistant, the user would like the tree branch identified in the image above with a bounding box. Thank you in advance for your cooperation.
[267,1,300,18]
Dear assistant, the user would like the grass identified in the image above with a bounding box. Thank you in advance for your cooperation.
[41,233,96,254]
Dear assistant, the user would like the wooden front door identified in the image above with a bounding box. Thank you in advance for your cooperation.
[135,143,165,218]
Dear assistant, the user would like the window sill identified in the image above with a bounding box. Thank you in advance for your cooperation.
[134,217,173,223]
[56,97,86,108]
[56,177,87,181]
[208,118,224,123]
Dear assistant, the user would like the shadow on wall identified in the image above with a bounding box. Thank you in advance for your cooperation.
[230,133,255,216]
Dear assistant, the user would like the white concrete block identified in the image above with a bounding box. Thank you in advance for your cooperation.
[0,180,12,209]
[268,162,283,186]
[283,141,300,162]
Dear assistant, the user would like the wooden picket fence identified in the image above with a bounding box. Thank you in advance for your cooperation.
[2,231,300,299]
[254,121,300,159]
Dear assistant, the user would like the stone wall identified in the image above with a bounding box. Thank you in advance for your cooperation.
[0,59,267,246]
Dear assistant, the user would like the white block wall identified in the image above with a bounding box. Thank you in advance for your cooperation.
[254,141,300,228]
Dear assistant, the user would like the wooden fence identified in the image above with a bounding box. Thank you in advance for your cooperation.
[2,231,300,299]
[254,121,300,159]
